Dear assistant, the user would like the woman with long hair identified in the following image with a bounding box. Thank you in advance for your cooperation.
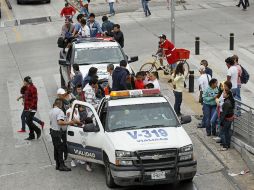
[219,90,235,151]
[173,62,185,116]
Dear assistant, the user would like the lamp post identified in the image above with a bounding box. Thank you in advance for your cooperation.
[171,0,175,44]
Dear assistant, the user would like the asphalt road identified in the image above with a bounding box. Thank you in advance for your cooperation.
[1,0,254,189]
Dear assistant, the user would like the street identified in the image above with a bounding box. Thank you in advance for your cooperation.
[0,0,254,189]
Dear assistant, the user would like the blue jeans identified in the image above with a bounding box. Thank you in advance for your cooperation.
[142,0,151,16]
[220,120,232,148]
[232,87,241,116]
[203,104,216,135]
[210,110,222,137]
[81,7,90,18]
[21,110,42,131]
[174,91,182,115]
[109,2,115,15]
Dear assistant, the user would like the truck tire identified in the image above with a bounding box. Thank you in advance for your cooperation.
[104,157,116,188]
[181,177,194,183]
[60,68,66,88]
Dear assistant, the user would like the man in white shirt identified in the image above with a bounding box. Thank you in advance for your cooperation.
[106,0,118,16]
[225,57,238,99]
[149,72,160,90]
[198,65,211,93]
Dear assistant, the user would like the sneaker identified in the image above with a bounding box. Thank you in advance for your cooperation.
[41,122,45,130]
[59,165,71,172]
[17,129,26,133]
[71,160,76,167]
[86,164,92,172]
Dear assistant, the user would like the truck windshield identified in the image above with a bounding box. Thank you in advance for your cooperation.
[106,103,179,132]
[74,47,125,65]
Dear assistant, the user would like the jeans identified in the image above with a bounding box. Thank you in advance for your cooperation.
[81,7,90,18]
[202,104,217,135]
[220,120,232,148]
[142,0,151,16]
[109,2,115,15]
[25,111,41,138]
[174,91,182,115]
[210,109,222,137]
[21,110,42,131]
[232,87,241,116]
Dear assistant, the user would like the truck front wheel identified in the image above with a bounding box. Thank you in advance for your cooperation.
[105,158,116,188]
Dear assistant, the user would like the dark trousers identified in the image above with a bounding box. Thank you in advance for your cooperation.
[61,131,68,160]
[202,104,216,135]
[142,0,151,16]
[21,110,42,131]
[238,0,249,8]
[174,91,182,115]
[50,129,65,167]
[25,111,41,138]
[220,120,232,148]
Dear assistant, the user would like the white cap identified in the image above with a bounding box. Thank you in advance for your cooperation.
[57,88,66,95]
[199,65,206,72]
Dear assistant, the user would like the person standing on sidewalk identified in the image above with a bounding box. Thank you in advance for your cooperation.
[17,85,44,133]
[141,0,151,17]
[232,55,242,102]
[200,60,213,78]
[49,98,74,171]
[219,90,235,151]
[172,62,185,117]
[202,78,219,136]
[106,0,118,17]
[23,76,41,140]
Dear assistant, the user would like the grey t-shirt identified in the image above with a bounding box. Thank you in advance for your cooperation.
[49,107,66,131]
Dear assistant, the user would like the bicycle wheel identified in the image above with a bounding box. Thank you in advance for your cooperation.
[182,60,190,79]
[140,62,157,73]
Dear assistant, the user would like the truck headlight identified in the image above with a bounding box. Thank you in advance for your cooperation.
[178,145,193,161]
[115,150,132,158]
[115,160,133,166]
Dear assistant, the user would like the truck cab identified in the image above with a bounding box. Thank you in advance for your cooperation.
[58,38,138,88]
[66,89,197,188]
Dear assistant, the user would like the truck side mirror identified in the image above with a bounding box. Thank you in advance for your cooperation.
[129,56,138,63]
[181,115,192,125]
[83,123,100,133]
[59,59,68,66]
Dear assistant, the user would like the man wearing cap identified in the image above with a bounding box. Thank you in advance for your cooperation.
[49,98,74,171]
[23,76,41,140]
[198,66,211,128]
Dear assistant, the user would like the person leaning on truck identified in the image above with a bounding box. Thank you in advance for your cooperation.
[49,98,74,171]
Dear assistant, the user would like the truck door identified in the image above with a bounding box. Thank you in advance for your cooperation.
[67,100,104,164]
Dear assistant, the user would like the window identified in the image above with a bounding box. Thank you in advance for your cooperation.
[74,47,125,65]
[106,103,178,132]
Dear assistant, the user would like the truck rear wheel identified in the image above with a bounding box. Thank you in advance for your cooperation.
[105,158,116,188]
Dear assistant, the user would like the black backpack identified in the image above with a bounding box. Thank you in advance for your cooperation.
[240,65,249,84]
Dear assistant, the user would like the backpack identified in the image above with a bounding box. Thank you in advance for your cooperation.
[240,65,249,84]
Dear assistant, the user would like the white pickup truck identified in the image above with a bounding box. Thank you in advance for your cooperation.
[66,89,197,188]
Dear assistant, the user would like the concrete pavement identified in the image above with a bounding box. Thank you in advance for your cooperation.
[1,1,254,189]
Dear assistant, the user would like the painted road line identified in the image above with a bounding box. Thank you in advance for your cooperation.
[53,74,61,89]
[32,77,52,142]
[7,80,31,147]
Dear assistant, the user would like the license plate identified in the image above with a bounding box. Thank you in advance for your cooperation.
[151,171,166,180]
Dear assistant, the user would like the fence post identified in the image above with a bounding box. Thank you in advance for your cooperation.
[230,33,234,51]
[195,37,200,55]
[189,71,194,92]
[248,108,252,146]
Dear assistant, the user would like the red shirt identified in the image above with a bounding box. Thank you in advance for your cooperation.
[24,84,38,111]
[135,80,145,89]
[60,6,76,17]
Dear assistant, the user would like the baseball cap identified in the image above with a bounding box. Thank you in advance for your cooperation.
[57,88,66,95]
[159,34,166,39]
[199,65,206,72]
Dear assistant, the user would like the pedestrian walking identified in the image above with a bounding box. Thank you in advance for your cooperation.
[102,16,114,36]
[23,76,41,140]
[166,0,171,9]
[236,0,249,10]
[200,60,213,78]
[141,0,151,17]
[17,85,44,133]
[202,78,219,136]
[112,60,129,91]
[49,98,74,171]
[219,90,235,151]
[80,0,90,17]
[173,62,185,116]
[106,0,118,16]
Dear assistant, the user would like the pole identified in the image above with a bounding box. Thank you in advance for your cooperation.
[189,71,194,93]
[171,0,175,44]
[230,33,234,51]
[195,37,200,55]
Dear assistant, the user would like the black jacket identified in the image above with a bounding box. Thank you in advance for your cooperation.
[220,98,234,125]
[112,67,128,91]
[113,31,124,48]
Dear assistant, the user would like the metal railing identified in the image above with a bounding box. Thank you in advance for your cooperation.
[232,99,254,147]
